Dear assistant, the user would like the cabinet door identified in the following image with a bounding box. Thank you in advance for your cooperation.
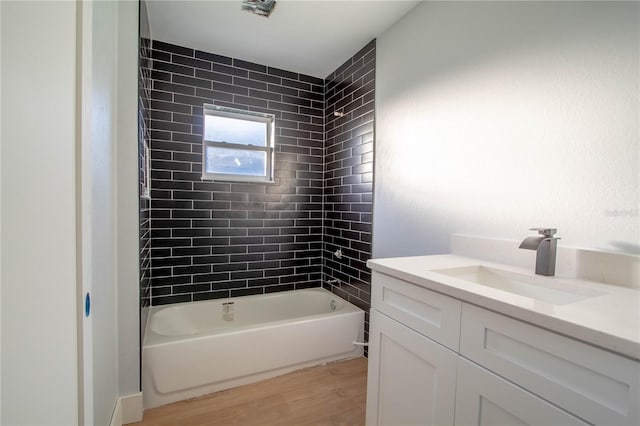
[366,310,457,426]
[460,303,640,425]
[454,358,589,426]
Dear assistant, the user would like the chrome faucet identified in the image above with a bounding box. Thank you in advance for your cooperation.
[519,228,561,276]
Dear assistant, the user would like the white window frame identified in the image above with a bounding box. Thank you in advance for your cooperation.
[142,139,151,199]
[201,104,275,183]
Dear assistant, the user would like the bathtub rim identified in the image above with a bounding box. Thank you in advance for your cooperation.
[143,287,364,347]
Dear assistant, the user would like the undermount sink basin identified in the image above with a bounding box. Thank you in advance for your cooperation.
[432,265,604,305]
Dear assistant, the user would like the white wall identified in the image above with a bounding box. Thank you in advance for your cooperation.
[0,2,79,424]
[84,0,141,422]
[1,1,140,424]
[374,1,639,258]
[117,0,142,398]
[89,1,119,424]
[0,2,4,420]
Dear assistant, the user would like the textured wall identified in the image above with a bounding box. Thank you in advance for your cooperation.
[322,40,375,346]
[375,1,639,257]
[145,40,325,305]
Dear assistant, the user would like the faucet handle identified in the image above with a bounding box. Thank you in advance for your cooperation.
[529,227,557,237]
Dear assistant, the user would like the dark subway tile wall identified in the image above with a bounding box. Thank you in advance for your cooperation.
[322,40,375,351]
[139,36,152,310]
[146,40,326,305]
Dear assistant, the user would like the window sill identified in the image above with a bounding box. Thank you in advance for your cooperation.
[200,176,278,185]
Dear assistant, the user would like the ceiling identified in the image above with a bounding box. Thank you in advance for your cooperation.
[146,0,420,78]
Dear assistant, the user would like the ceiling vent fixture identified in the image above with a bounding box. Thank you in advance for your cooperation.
[241,0,277,17]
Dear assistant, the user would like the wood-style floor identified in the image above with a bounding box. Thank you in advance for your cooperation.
[131,357,368,426]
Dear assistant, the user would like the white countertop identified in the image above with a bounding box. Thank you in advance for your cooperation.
[368,254,640,361]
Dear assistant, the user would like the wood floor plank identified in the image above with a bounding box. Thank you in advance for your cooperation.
[131,357,368,426]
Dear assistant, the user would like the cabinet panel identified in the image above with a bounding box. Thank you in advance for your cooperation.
[455,358,588,426]
[460,303,640,426]
[366,310,458,426]
[372,272,462,351]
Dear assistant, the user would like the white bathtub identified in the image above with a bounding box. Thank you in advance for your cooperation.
[142,287,365,408]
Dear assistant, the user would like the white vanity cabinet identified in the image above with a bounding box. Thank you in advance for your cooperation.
[454,358,588,426]
[366,310,458,426]
[366,271,640,426]
[366,272,461,425]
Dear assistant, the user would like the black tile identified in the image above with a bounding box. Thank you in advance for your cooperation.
[151,100,191,114]
[145,39,376,306]
[233,58,267,73]
[151,237,192,248]
[299,73,324,86]
[150,69,171,82]
[195,69,233,84]
[213,262,247,272]
[249,71,281,85]
[230,253,263,263]
[151,159,191,171]
[172,54,211,71]
[153,80,195,96]
[267,67,298,80]
[152,294,191,305]
[264,283,295,293]
[233,77,267,90]
[234,95,268,109]
[193,200,231,210]
[298,89,323,102]
[212,82,249,96]
[232,270,263,280]
[267,84,298,97]
[173,93,217,107]
[173,74,212,90]
[172,228,211,237]
[152,219,191,229]
[195,50,232,65]
[150,49,171,62]
[248,277,280,288]
[193,290,232,301]
[192,237,230,246]
[268,101,298,113]
[249,89,281,102]
[231,287,263,297]
[174,190,211,201]
[194,88,234,103]
[214,63,249,78]
[153,60,194,77]
[153,40,194,57]
[173,283,211,294]
[151,275,192,287]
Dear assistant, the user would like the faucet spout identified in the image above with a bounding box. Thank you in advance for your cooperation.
[519,236,545,250]
[519,228,560,276]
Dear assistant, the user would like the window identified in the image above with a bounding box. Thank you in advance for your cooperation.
[141,139,151,199]
[202,104,275,183]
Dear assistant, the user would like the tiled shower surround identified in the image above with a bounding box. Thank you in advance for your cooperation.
[144,40,375,317]
[138,37,151,310]
[322,40,375,343]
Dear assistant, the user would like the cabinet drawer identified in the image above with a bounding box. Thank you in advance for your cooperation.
[455,358,588,426]
[460,303,640,426]
[372,272,461,351]
[366,310,458,426]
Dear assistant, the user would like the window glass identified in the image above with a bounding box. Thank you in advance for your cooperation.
[204,146,267,177]
[204,115,266,146]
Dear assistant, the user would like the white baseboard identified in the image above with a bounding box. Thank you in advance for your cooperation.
[109,392,143,426]
[109,399,122,426]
